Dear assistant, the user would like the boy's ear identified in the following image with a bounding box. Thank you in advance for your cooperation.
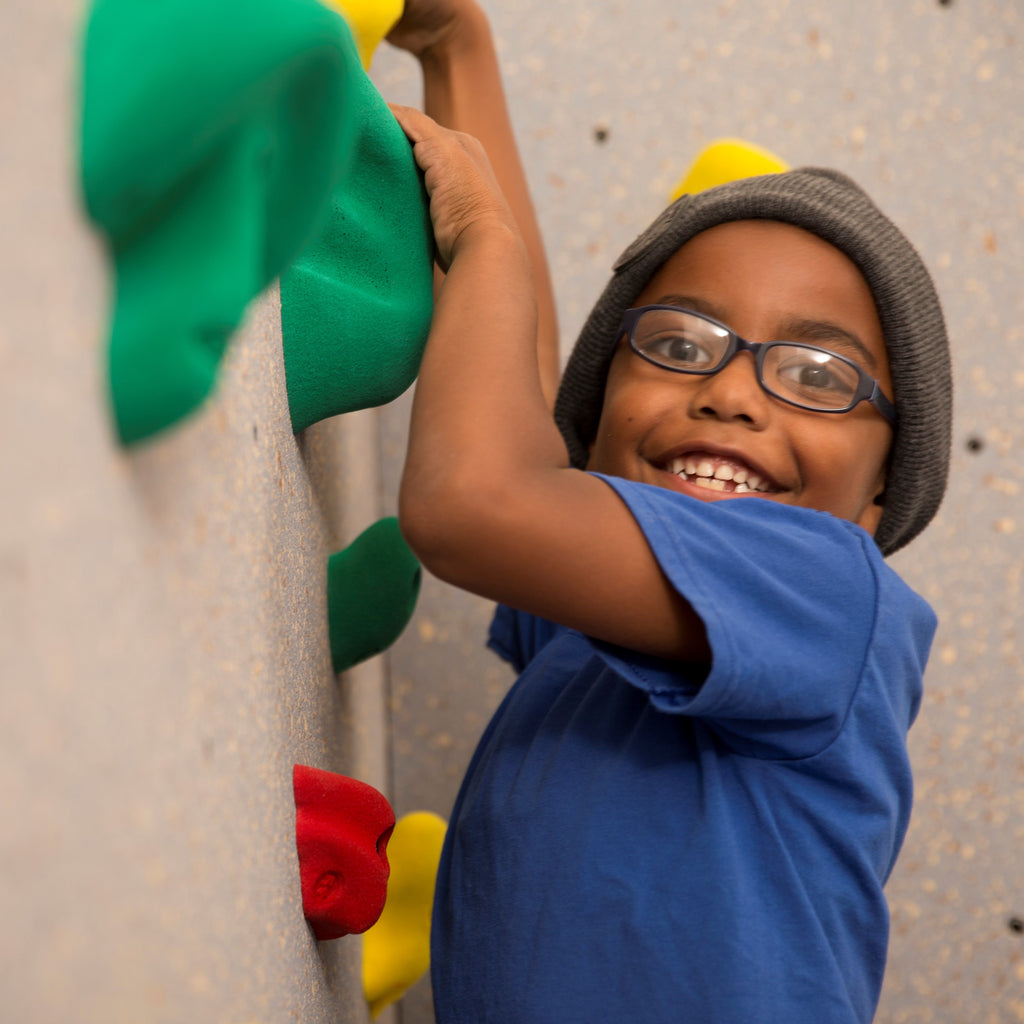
[856,477,887,536]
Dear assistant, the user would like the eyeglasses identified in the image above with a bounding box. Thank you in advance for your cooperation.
[618,305,898,426]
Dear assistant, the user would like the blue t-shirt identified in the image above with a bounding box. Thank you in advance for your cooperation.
[431,476,936,1024]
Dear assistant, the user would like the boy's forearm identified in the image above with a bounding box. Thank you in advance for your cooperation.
[403,227,556,483]
[415,4,560,408]
[400,226,564,579]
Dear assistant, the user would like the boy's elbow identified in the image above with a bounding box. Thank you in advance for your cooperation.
[397,497,446,580]
[398,467,487,585]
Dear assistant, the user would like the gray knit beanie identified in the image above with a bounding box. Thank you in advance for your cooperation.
[554,167,952,556]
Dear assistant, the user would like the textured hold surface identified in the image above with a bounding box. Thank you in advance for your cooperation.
[293,764,396,941]
[362,811,447,1018]
[327,517,422,674]
[279,61,434,435]
[80,0,359,445]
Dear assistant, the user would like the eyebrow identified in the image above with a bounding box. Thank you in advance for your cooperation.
[651,293,878,368]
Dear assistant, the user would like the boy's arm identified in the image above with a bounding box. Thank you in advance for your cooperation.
[393,106,709,664]
[387,0,560,408]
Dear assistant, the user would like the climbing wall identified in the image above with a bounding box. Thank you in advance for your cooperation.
[4,0,1022,1022]
[2,0,426,1021]
[372,2,1024,1022]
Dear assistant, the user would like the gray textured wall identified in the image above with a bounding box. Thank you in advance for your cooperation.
[372,2,1024,1022]
[1,2,389,1021]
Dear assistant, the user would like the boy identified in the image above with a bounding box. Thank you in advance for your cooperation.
[388,3,952,1021]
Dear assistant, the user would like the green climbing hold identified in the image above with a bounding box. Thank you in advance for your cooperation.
[80,0,358,444]
[280,50,434,434]
[327,517,421,673]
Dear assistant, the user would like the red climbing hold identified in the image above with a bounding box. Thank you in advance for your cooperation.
[293,764,395,940]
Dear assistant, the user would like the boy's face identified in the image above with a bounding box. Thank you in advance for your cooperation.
[587,219,894,535]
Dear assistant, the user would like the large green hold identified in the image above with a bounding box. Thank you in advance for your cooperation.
[80,0,431,446]
[279,51,434,434]
[80,0,356,444]
[327,518,421,674]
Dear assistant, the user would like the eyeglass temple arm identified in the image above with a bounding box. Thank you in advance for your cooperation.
[868,383,898,427]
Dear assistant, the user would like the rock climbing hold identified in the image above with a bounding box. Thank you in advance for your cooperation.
[320,0,405,69]
[669,138,788,201]
[293,764,396,940]
[279,44,434,435]
[80,0,357,444]
[327,518,422,673]
[363,811,448,1017]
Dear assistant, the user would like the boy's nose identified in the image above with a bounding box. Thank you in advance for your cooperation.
[686,352,771,427]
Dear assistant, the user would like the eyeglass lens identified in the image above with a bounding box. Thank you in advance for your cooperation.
[630,307,864,412]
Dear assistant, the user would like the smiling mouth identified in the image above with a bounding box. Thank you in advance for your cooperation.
[662,453,779,494]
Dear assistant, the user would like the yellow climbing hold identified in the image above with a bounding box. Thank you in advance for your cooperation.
[669,138,789,201]
[320,0,404,69]
[363,810,448,1018]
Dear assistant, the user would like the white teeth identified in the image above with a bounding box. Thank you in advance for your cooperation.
[665,452,773,493]
[693,476,727,491]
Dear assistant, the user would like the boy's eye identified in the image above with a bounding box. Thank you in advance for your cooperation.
[642,333,716,367]
[773,349,859,401]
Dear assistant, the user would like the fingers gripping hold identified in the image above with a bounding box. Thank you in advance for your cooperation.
[390,104,518,270]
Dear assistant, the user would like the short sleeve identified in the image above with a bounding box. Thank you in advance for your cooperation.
[590,474,891,759]
[488,604,561,675]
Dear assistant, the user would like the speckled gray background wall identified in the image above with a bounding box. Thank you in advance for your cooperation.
[370,2,1024,1022]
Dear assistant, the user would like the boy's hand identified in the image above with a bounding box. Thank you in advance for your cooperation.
[386,0,560,405]
[391,104,524,272]
[386,0,477,60]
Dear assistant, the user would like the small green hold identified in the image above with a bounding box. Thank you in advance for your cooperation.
[80,0,358,444]
[327,517,421,674]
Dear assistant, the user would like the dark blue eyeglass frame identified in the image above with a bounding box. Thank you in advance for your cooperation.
[617,305,898,427]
